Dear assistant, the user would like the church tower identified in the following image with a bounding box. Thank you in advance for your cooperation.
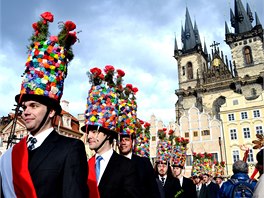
[225,0,264,97]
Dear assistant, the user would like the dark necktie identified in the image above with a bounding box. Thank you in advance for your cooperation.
[96,156,103,182]
[28,137,37,151]
[161,177,165,186]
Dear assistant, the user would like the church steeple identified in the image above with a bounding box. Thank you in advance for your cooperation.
[194,21,201,45]
[182,7,197,52]
[231,0,252,33]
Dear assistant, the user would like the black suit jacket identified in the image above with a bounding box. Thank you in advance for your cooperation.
[131,154,160,198]
[28,130,88,198]
[98,151,142,198]
[163,175,182,198]
[204,182,219,198]
[181,176,197,198]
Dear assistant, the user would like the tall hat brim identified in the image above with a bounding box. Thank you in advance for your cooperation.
[15,94,62,114]
[81,124,118,139]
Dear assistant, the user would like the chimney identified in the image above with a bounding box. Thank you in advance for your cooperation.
[61,100,69,112]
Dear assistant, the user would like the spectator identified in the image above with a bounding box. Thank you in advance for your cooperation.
[219,160,257,198]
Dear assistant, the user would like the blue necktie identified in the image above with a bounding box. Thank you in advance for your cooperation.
[96,156,103,182]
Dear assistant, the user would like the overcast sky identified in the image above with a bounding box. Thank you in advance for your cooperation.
[0,0,263,125]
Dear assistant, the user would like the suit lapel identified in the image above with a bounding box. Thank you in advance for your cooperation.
[28,131,59,174]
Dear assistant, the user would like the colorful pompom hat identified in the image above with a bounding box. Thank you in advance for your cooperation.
[201,152,214,176]
[133,119,151,158]
[213,161,225,178]
[117,83,138,137]
[191,152,203,177]
[155,128,172,164]
[15,12,78,114]
[170,134,189,168]
[82,65,125,134]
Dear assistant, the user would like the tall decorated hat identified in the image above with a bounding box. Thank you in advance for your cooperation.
[83,65,124,133]
[213,161,225,178]
[156,128,172,164]
[201,152,214,176]
[133,119,151,158]
[170,133,189,168]
[191,152,203,177]
[117,83,138,136]
[15,12,78,114]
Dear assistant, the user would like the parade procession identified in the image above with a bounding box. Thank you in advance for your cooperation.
[0,0,264,197]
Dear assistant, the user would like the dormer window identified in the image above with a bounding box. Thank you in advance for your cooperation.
[62,115,72,129]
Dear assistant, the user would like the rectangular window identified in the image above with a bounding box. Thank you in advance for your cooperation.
[241,112,248,120]
[253,110,260,118]
[228,114,235,121]
[233,100,238,105]
[202,130,210,136]
[193,131,198,137]
[230,129,237,140]
[182,66,185,76]
[185,132,189,138]
[243,127,250,138]
[186,155,192,166]
[247,149,254,163]
[256,126,263,135]
[212,153,218,162]
[233,150,240,162]
[151,136,156,141]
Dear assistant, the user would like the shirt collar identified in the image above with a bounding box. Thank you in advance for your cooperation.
[96,148,113,163]
[27,127,54,149]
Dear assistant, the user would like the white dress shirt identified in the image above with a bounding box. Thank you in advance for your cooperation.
[95,148,113,185]
[27,127,53,149]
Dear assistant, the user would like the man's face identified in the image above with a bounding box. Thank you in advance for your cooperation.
[21,100,52,133]
[157,163,168,176]
[193,177,201,185]
[203,175,210,183]
[172,166,182,177]
[87,129,107,150]
[119,136,133,155]
[215,177,223,185]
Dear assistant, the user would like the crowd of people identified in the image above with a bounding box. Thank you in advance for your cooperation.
[0,11,264,198]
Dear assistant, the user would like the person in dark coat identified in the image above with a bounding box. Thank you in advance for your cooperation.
[0,12,88,198]
[118,133,160,198]
[154,161,182,198]
[172,165,197,198]
[203,173,220,198]
[193,175,207,198]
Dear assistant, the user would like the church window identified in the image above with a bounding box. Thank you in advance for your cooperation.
[243,127,250,138]
[244,46,253,65]
[202,130,210,136]
[182,66,185,76]
[233,150,240,162]
[256,126,263,135]
[187,62,193,80]
[186,155,192,166]
[230,129,237,140]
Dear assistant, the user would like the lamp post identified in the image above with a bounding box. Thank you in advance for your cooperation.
[218,136,223,162]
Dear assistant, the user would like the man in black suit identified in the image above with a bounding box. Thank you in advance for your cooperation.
[202,173,219,198]
[154,161,182,198]
[171,165,197,198]
[193,175,206,198]
[0,12,88,198]
[118,133,160,198]
[86,126,141,198]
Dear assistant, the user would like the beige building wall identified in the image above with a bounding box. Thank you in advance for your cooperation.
[220,92,264,177]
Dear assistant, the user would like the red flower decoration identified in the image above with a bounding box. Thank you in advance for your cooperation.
[139,119,144,125]
[144,122,150,128]
[163,128,167,132]
[132,87,138,94]
[126,84,133,90]
[40,12,54,24]
[104,65,115,73]
[68,32,77,44]
[64,21,76,31]
[90,67,102,76]
[168,129,174,135]
[117,69,125,77]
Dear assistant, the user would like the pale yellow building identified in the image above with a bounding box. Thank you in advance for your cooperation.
[220,92,264,176]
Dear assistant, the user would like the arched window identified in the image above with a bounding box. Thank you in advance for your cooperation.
[187,62,193,79]
[244,46,253,65]
[182,66,185,76]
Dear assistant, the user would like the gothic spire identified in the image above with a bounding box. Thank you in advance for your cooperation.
[182,7,196,52]
[204,40,208,55]
[174,35,178,51]
[255,12,261,26]
[231,0,253,33]
[225,21,230,34]
[246,3,254,23]
[194,21,201,45]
